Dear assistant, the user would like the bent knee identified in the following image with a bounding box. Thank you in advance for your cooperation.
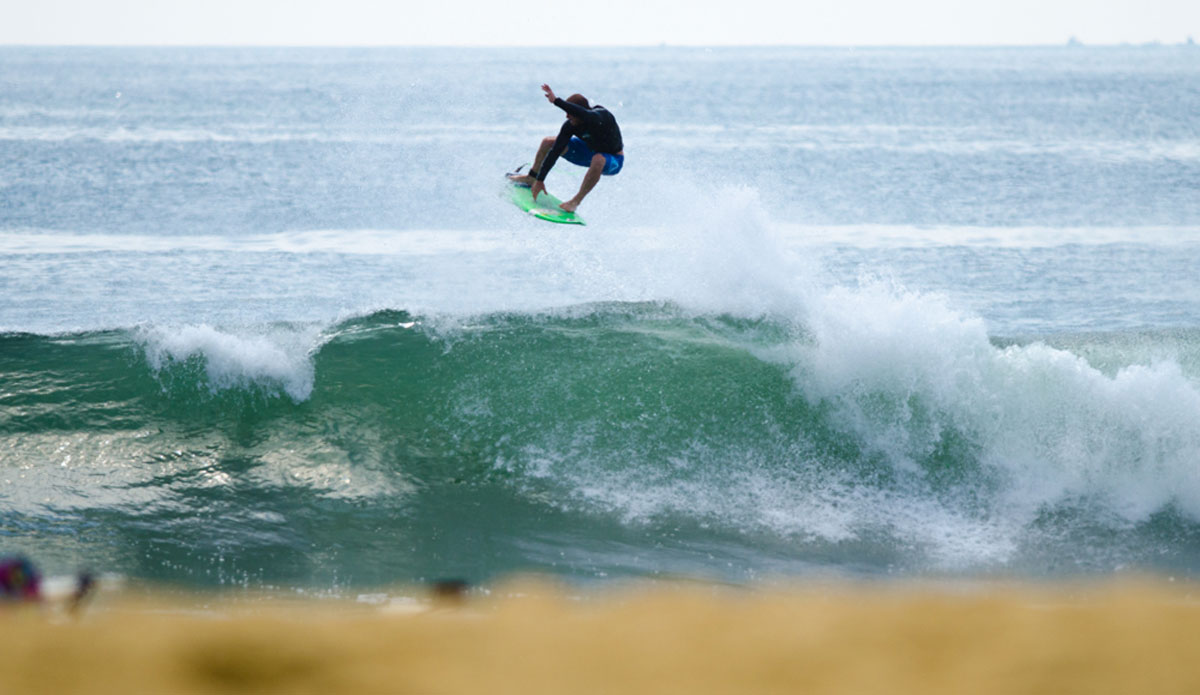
[542,136,557,146]
[590,154,607,167]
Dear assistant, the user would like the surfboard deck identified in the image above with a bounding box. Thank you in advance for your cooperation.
[506,177,585,225]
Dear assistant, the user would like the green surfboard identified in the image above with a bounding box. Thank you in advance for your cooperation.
[506,179,585,225]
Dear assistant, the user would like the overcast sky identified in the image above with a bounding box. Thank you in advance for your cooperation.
[4,0,1198,46]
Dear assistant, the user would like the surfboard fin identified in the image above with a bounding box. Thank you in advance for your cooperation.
[506,164,533,187]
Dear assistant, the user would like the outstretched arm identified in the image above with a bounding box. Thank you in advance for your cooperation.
[543,84,600,125]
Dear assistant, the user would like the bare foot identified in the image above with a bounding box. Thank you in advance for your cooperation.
[559,199,580,213]
[507,173,535,186]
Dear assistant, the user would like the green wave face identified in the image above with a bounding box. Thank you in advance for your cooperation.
[5,305,1200,587]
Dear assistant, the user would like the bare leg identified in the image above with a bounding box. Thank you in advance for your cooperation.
[508,136,557,185]
[560,154,605,212]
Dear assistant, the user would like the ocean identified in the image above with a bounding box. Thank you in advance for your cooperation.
[2,45,1199,590]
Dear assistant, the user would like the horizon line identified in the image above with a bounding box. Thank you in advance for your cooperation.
[1,40,1196,49]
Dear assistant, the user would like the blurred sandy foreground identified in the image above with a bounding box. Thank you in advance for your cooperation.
[3,579,1199,695]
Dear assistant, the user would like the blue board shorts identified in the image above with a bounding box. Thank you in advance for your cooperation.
[561,136,624,175]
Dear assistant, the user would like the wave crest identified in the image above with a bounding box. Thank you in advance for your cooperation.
[136,324,318,401]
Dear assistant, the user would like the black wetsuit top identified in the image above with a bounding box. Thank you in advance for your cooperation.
[535,98,623,182]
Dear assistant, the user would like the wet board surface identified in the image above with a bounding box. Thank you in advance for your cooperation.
[506,179,585,225]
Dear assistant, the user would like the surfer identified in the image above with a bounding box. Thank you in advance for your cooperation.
[507,84,624,213]
[0,555,96,614]
[0,555,41,603]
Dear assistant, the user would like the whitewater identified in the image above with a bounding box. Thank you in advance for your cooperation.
[3,46,1200,588]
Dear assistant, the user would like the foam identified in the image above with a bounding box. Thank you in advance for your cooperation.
[799,273,1200,531]
[137,324,319,401]
[775,224,1200,248]
[0,124,529,145]
[628,123,1200,161]
[16,181,1200,570]
[495,190,1200,565]
[0,229,507,255]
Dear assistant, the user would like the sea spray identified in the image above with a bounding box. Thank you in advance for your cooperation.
[136,324,321,401]
[8,208,1200,580]
[513,182,823,327]
[4,46,1199,586]
[7,302,1200,583]
[795,277,1200,541]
